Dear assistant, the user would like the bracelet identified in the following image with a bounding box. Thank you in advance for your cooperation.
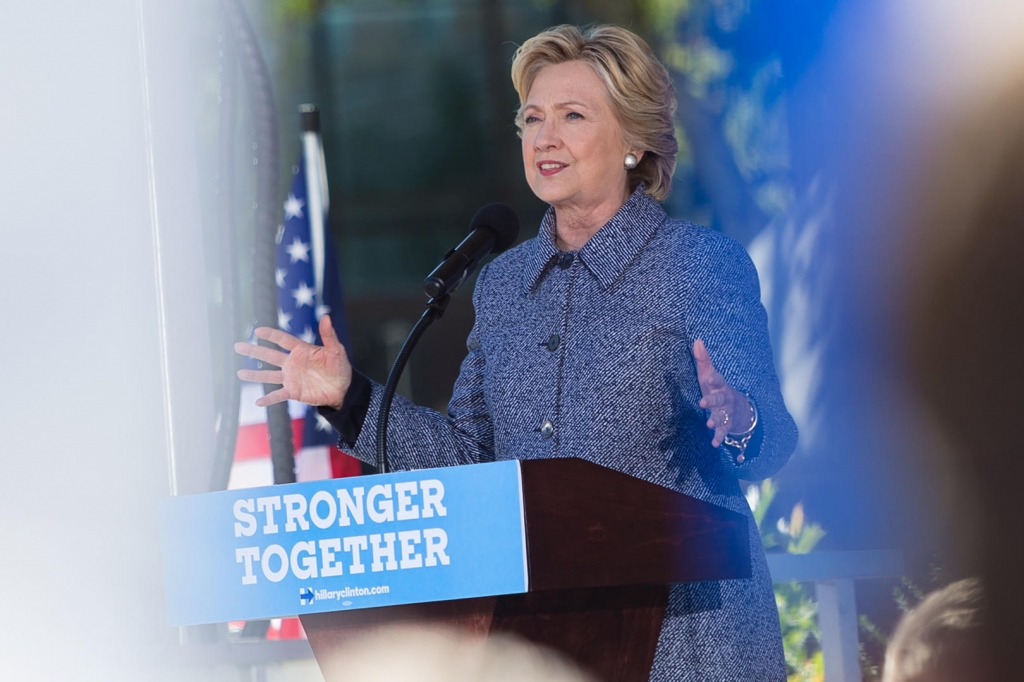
[723,394,758,464]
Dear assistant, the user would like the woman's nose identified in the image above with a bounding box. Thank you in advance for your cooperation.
[533,119,560,150]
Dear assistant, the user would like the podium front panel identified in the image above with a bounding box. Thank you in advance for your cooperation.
[159,461,528,626]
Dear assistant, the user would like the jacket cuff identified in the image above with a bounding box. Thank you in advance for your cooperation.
[718,418,764,472]
[317,370,372,448]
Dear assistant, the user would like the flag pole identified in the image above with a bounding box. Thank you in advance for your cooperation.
[301,104,328,311]
[297,103,364,479]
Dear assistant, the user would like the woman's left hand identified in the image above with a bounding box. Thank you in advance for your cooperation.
[694,339,753,448]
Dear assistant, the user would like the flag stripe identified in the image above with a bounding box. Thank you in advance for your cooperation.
[233,418,305,462]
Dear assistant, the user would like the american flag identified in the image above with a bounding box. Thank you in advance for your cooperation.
[228,157,361,490]
[226,154,360,641]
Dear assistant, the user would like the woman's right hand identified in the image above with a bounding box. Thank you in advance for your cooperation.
[234,314,351,410]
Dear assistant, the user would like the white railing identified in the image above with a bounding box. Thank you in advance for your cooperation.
[768,549,905,682]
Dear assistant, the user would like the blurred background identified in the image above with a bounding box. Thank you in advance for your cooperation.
[3,0,1024,680]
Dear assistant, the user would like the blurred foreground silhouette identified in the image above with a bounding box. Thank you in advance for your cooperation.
[317,626,596,682]
[903,74,1024,682]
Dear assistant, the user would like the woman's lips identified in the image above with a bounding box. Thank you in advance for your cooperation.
[537,161,567,177]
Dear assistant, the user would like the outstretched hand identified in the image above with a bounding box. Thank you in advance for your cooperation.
[693,339,753,448]
[234,315,352,410]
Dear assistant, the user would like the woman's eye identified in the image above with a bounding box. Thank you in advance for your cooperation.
[524,115,540,125]
[566,111,583,120]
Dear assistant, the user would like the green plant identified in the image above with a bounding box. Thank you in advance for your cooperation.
[746,479,826,682]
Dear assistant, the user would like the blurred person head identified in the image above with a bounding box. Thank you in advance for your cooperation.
[882,578,988,682]
[318,625,596,682]
[907,76,1024,680]
[511,24,678,205]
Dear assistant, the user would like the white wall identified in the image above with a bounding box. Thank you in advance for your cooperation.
[0,1,234,678]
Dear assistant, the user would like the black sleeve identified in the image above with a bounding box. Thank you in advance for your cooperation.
[317,370,372,448]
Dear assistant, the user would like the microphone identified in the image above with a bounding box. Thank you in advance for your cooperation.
[377,202,519,473]
[423,203,519,299]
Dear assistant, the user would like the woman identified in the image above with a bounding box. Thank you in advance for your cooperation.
[237,24,797,681]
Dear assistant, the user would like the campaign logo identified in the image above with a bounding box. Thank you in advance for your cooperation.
[299,587,316,606]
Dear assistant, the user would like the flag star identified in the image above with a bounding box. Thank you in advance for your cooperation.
[277,308,292,331]
[315,304,331,320]
[285,237,310,263]
[292,281,315,308]
[315,413,332,432]
[275,268,287,288]
[299,326,316,344]
[284,193,305,220]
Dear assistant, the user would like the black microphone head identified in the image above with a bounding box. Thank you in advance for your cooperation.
[470,203,519,253]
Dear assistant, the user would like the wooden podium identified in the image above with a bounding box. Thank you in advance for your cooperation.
[300,458,750,681]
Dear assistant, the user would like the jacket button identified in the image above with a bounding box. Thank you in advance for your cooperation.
[540,420,554,438]
[558,252,574,269]
[546,334,560,352]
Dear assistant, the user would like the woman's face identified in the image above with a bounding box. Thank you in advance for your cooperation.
[521,61,632,213]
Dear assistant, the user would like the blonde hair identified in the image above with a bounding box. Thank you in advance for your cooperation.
[882,579,988,682]
[511,24,678,201]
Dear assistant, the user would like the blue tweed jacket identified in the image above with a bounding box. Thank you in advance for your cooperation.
[335,186,797,680]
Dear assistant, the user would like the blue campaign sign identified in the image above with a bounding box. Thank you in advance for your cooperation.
[159,461,528,626]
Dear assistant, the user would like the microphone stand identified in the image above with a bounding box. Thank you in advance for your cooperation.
[375,294,451,474]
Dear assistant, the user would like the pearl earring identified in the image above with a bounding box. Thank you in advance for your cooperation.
[624,153,639,169]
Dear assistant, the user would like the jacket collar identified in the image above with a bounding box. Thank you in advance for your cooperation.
[524,185,668,292]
